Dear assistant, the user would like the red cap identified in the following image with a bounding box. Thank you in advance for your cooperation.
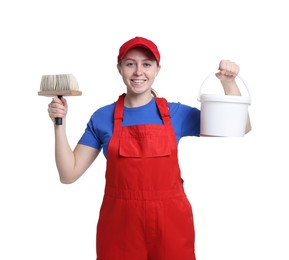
[117,36,160,63]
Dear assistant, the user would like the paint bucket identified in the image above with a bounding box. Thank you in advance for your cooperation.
[197,73,251,137]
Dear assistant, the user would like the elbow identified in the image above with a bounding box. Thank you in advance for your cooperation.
[245,127,252,135]
[57,168,81,184]
[245,113,252,134]
[59,176,78,184]
[245,123,252,134]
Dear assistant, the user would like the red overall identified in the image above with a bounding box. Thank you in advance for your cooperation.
[96,94,196,260]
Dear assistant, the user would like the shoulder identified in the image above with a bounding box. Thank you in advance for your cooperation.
[166,101,200,137]
[86,102,116,128]
[155,97,200,117]
[91,102,116,118]
[167,101,200,117]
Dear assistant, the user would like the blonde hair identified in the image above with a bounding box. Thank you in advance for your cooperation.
[151,88,158,97]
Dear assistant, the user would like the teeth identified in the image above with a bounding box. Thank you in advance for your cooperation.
[132,79,145,83]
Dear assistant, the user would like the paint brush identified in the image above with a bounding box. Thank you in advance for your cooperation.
[38,74,82,125]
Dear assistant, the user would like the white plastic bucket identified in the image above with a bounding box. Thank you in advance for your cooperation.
[197,73,251,137]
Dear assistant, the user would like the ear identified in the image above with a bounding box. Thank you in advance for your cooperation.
[155,65,161,76]
[117,63,122,74]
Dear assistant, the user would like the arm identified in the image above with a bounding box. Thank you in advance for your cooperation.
[216,60,252,134]
[48,97,100,184]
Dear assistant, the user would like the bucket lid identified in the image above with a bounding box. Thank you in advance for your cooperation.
[199,94,251,105]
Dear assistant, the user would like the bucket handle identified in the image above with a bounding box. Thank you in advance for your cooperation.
[197,72,251,102]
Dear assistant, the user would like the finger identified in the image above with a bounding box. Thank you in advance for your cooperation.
[48,107,66,118]
[221,61,239,77]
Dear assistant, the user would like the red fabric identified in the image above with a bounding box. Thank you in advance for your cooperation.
[96,93,196,260]
[117,36,161,63]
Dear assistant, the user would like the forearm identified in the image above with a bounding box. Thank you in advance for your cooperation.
[221,79,241,96]
[54,121,77,183]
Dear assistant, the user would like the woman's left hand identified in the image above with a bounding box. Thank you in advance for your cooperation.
[215,60,240,81]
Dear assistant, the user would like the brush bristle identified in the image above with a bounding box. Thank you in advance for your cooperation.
[38,74,82,96]
[40,74,79,91]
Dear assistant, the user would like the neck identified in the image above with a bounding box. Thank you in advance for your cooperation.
[124,92,153,108]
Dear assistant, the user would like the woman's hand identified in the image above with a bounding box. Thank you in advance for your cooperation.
[48,97,68,123]
[215,60,241,95]
[215,60,240,82]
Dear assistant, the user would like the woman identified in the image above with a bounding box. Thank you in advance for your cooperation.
[48,36,251,260]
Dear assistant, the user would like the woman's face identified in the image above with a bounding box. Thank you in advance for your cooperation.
[117,47,160,96]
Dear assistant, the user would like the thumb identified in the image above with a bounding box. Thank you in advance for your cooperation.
[215,70,223,79]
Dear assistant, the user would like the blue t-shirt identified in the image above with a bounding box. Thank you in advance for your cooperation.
[78,98,200,158]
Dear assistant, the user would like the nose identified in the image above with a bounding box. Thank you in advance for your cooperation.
[134,64,143,75]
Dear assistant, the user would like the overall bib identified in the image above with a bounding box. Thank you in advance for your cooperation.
[96,94,196,260]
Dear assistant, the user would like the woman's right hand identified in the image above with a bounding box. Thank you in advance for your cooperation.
[48,97,68,123]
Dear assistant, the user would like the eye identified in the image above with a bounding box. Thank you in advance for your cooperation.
[126,62,134,67]
[143,62,152,68]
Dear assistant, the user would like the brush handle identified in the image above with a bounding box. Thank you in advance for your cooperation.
[55,95,63,125]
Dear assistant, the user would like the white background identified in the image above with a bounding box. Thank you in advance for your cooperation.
[1,0,288,259]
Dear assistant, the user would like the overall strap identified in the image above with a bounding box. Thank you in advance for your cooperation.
[155,97,171,125]
[155,97,177,143]
[113,93,125,131]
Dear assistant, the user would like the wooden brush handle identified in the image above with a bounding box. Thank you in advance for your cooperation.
[55,95,63,125]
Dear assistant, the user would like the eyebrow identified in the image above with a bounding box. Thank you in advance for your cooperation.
[123,58,154,62]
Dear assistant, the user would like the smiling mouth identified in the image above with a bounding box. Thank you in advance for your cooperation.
[131,79,146,83]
